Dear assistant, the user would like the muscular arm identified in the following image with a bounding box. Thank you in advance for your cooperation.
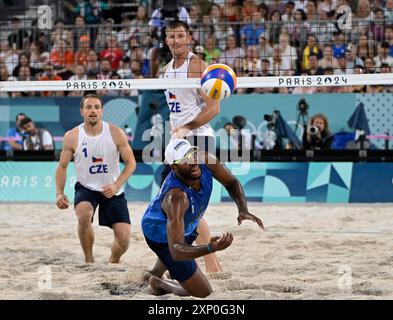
[55,130,76,208]
[204,152,264,228]
[180,57,220,131]
[110,125,136,191]
[163,188,213,261]
[56,130,75,194]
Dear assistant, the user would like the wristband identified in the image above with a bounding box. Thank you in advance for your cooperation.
[207,243,213,253]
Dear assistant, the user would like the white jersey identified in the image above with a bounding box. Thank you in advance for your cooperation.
[163,51,214,137]
[73,121,123,195]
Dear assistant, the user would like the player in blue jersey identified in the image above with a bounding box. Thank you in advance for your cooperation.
[141,139,264,297]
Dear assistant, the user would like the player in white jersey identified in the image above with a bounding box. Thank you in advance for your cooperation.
[55,93,136,263]
[148,20,224,278]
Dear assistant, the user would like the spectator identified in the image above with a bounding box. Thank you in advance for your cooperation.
[243,45,262,76]
[12,52,38,78]
[50,19,72,47]
[66,0,109,25]
[19,117,54,151]
[302,34,321,71]
[75,35,91,66]
[318,0,337,14]
[0,39,19,75]
[332,31,346,59]
[357,33,375,61]
[95,18,115,52]
[307,52,324,75]
[306,0,319,33]
[271,44,292,76]
[334,56,348,74]
[319,44,338,70]
[203,35,221,64]
[0,62,11,94]
[117,15,133,52]
[351,65,367,93]
[99,35,125,70]
[68,63,88,97]
[49,39,75,72]
[242,0,259,20]
[194,45,207,61]
[373,41,393,70]
[7,17,29,50]
[149,3,191,31]
[97,57,112,79]
[128,6,150,47]
[240,11,265,46]
[222,0,243,25]
[4,113,27,151]
[189,5,203,45]
[370,8,385,42]
[69,64,88,81]
[278,33,297,70]
[288,9,310,48]
[294,0,309,11]
[258,32,273,60]
[116,56,132,79]
[385,0,393,21]
[282,1,296,23]
[314,8,336,46]
[267,10,282,44]
[267,0,286,15]
[219,35,246,67]
[129,47,149,78]
[86,49,100,75]
[302,113,333,151]
[364,56,376,73]
[380,63,392,73]
[345,44,364,73]
[194,15,214,47]
[356,0,373,31]
[384,26,393,57]
[210,3,234,51]
[39,64,63,97]
[72,16,88,50]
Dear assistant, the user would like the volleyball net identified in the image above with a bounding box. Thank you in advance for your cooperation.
[0,0,392,94]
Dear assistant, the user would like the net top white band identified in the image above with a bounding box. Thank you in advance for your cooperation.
[1,73,393,92]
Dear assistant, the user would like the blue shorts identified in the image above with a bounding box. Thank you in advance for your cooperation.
[74,182,130,228]
[144,229,198,283]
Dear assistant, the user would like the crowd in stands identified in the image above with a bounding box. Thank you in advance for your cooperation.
[0,0,393,97]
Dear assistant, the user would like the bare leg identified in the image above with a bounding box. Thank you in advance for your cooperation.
[149,268,212,298]
[196,218,223,273]
[110,222,130,263]
[146,259,167,278]
[75,202,95,263]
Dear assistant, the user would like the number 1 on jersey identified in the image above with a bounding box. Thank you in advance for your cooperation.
[82,147,88,158]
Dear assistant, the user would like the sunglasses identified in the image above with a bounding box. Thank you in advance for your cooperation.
[173,148,198,165]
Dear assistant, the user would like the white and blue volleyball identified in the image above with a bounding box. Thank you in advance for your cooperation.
[200,64,237,100]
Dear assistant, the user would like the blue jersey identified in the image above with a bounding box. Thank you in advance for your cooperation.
[142,164,213,243]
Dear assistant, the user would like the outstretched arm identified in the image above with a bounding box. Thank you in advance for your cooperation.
[163,188,233,261]
[204,152,264,229]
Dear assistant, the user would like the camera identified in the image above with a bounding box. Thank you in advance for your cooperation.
[308,125,319,136]
[297,98,309,114]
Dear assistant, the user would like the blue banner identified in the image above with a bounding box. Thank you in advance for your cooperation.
[0,162,392,203]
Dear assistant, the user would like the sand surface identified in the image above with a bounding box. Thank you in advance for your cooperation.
[1,202,393,300]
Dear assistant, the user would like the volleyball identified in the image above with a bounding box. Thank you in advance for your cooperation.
[200,64,237,100]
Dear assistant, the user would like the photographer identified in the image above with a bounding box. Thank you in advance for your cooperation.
[19,117,54,151]
[302,113,334,151]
